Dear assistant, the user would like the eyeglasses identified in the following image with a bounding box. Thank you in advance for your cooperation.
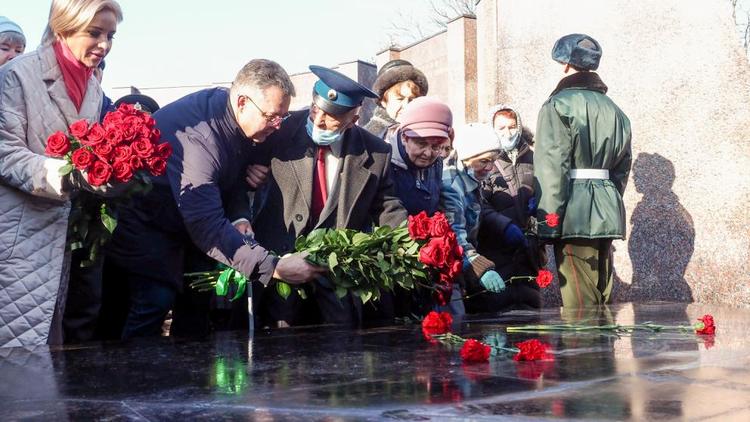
[242,95,291,126]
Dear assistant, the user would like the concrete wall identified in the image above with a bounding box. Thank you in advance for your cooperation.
[375,16,478,125]
[478,0,750,307]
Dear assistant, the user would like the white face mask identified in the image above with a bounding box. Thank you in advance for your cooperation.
[306,118,344,145]
[499,131,521,151]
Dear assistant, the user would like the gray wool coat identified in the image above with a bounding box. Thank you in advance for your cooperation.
[0,44,102,347]
[252,110,407,255]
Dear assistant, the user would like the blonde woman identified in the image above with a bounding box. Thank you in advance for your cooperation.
[0,0,123,347]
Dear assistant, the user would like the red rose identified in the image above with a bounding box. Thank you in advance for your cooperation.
[68,119,90,139]
[419,237,449,268]
[71,148,94,170]
[536,269,554,288]
[144,115,156,127]
[116,102,137,115]
[155,142,172,160]
[103,110,124,128]
[433,288,449,306]
[112,145,133,162]
[150,128,162,143]
[105,127,124,146]
[545,213,560,228]
[513,339,553,361]
[460,339,491,363]
[87,160,112,186]
[429,212,451,237]
[122,115,143,141]
[132,138,155,158]
[695,314,716,335]
[408,211,432,240]
[421,311,452,339]
[129,155,144,171]
[112,160,134,183]
[81,123,107,146]
[147,157,167,176]
[94,142,114,162]
[45,131,71,157]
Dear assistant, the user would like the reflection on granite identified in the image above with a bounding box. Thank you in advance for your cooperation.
[1,303,749,421]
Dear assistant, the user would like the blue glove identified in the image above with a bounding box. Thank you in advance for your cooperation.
[480,270,506,293]
[503,223,526,248]
[527,197,538,215]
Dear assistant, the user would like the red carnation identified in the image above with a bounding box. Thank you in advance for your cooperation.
[87,160,112,186]
[513,339,553,362]
[429,212,451,237]
[421,311,452,339]
[155,142,172,160]
[132,138,155,159]
[695,314,716,335]
[545,213,560,228]
[71,148,95,170]
[460,339,491,363]
[147,157,167,176]
[408,211,431,240]
[112,160,134,183]
[81,123,106,146]
[45,131,71,157]
[536,269,554,288]
[68,119,89,139]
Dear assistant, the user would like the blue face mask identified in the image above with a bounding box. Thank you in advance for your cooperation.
[306,118,344,146]
[467,167,487,182]
[499,131,521,151]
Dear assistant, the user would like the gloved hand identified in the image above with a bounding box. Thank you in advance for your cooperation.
[479,270,505,293]
[503,223,527,248]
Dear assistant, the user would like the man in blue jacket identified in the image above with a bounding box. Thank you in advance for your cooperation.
[107,59,325,339]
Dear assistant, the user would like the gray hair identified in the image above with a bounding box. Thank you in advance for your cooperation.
[230,59,295,99]
[0,31,25,48]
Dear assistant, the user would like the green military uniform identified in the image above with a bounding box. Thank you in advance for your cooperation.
[534,71,632,307]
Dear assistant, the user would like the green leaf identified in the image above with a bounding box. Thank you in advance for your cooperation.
[352,232,370,245]
[59,163,74,176]
[276,281,291,300]
[230,270,247,301]
[296,288,307,300]
[100,204,117,234]
[360,290,373,304]
[328,252,339,269]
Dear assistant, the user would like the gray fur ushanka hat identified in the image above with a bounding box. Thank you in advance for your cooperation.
[551,33,602,71]
[372,59,429,99]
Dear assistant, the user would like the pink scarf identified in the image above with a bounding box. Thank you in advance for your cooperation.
[52,41,93,112]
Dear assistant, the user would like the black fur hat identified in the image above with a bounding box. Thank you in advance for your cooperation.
[372,59,429,99]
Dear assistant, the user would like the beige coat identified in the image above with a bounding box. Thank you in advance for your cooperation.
[0,44,102,347]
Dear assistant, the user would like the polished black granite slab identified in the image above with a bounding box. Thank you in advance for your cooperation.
[1,302,749,421]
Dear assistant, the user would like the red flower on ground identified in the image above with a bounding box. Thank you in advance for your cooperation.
[408,211,432,240]
[68,119,89,139]
[513,339,553,361]
[536,269,554,288]
[545,213,560,228]
[421,311,452,339]
[45,131,71,157]
[87,160,112,186]
[695,314,716,335]
[71,148,94,170]
[460,339,491,363]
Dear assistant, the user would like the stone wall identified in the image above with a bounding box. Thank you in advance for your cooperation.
[478,0,750,307]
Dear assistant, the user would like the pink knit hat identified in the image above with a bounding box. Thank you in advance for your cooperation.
[398,97,453,139]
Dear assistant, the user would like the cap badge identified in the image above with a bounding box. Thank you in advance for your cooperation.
[327,89,338,101]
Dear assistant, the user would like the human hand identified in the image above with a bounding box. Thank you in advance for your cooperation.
[233,219,254,236]
[272,252,327,285]
[245,164,269,190]
[479,270,505,293]
[503,223,527,248]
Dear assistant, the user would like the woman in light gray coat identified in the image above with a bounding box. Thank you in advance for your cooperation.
[0,0,122,347]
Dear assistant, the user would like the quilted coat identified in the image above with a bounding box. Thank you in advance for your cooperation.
[0,44,102,347]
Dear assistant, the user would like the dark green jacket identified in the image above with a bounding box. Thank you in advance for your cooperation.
[534,72,631,240]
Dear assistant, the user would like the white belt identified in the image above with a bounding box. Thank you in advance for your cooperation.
[570,169,609,179]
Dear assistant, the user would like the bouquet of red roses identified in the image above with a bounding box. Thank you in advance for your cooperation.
[44,103,172,266]
[187,211,464,307]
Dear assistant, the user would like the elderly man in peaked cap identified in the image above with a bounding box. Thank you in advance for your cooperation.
[247,65,408,328]
[534,34,632,308]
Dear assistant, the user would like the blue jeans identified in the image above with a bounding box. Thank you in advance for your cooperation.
[122,277,176,340]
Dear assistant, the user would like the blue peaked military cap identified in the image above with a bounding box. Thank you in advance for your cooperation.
[551,33,602,71]
[309,65,378,116]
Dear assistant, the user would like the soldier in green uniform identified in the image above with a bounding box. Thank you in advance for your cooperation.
[534,34,632,307]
